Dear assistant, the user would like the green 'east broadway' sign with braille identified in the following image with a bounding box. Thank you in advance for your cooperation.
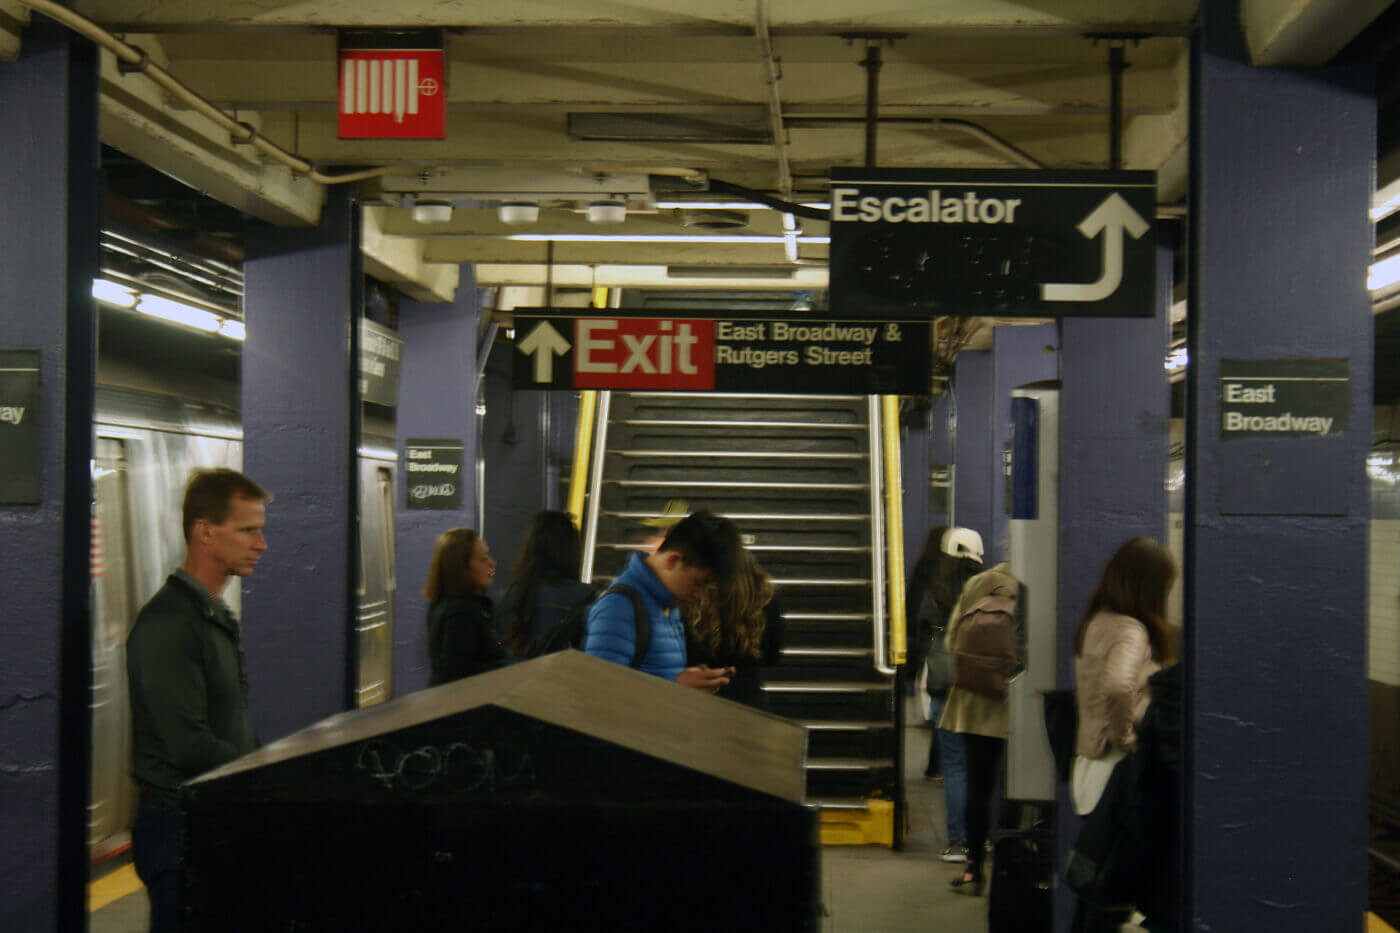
[1218,359,1349,439]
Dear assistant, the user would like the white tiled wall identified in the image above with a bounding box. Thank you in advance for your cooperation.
[1371,520,1400,686]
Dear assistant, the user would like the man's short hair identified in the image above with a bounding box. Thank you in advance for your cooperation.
[183,468,271,541]
[656,510,741,586]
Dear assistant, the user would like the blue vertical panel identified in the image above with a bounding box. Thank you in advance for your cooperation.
[394,274,481,689]
[483,349,546,604]
[0,23,100,932]
[991,324,1059,562]
[1055,236,1172,928]
[1009,397,1039,520]
[242,188,358,742]
[394,274,479,694]
[1188,8,1372,928]
[952,351,994,550]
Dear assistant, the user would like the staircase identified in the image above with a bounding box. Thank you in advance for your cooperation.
[581,390,903,843]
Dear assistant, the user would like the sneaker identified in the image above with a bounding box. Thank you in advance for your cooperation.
[924,772,943,784]
[939,841,969,863]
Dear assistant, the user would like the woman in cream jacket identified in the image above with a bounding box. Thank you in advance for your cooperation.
[1072,537,1176,816]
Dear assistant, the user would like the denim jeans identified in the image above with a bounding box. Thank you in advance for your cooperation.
[927,694,967,843]
[132,794,181,933]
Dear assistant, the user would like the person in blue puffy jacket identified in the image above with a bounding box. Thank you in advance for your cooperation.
[584,509,740,692]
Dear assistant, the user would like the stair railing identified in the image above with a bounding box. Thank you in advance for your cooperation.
[580,390,613,584]
[867,396,896,675]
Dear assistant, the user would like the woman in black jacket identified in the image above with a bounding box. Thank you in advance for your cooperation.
[424,527,507,685]
[685,548,782,710]
[499,510,595,658]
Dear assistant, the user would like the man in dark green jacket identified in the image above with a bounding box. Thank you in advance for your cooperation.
[126,468,270,932]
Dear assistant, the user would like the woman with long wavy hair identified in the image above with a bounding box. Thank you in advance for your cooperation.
[424,527,507,685]
[499,510,595,658]
[685,547,783,709]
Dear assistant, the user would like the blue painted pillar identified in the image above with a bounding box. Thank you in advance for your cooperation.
[991,323,1060,563]
[952,350,994,549]
[394,277,480,694]
[1187,8,1373,929]
[242,188,360,741]
[1054,236,1173,928]
[0,21,100,932]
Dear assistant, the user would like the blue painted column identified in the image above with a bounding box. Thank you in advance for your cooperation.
[1187,8,1373,929]
[927,391,955,532]
[242,188,360,741]
[952,350,995,550]
[394,278,480,694]
[1054,236,1173,928]
[991,323,1060,563]
[900,404,931,567]
[0,21,100,932]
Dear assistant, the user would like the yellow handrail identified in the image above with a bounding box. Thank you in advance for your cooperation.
[565,288,611,528]
[881,395,907,665]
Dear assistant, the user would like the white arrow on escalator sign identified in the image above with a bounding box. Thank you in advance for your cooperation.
[1040,193,1151,303]
[517,320,571,382]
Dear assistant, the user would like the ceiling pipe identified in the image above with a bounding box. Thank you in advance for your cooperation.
[860,42,883,169]
[754,0,793,197]
[784,116,1044,169]
[1109,42,1128,170]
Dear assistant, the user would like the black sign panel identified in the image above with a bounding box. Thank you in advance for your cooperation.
[1219,359,1349,439]
[511,309,930,395]
[0,349,40,504]
[404,438,464,510]
[360,319,403,407]
[829,168,1157,319]
[929,465,952,514]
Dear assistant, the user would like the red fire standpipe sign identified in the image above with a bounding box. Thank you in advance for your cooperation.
[337,32,445,139]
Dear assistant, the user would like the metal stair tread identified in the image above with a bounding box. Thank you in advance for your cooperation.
[798,719,894,731]
[606,479,869,489]
[781,646,873,658]
[808,797,876,811]
[603,510,868,522]
[620,419,865,430]
[806,757,896,770]
[623,392,865,401]
[612,450,866,460]
[762,680,892,692]
[782,612,873,620]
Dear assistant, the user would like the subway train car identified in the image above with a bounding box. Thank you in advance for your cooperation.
[86,306,399,863]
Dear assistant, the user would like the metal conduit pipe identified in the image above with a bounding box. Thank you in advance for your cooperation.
[15,0,402,185]
[754,0,793,197]
[881,395,907,666]
[784,117,1044,170]
[867,396,895,676]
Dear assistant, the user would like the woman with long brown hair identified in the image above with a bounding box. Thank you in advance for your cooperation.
[423,527,507,686]
[685,548,783,709]
[1072,536,1176,815]
[498,510,595,658]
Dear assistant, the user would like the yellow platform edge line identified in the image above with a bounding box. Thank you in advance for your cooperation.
[1370,912,1399,933]
[89,863,143,912]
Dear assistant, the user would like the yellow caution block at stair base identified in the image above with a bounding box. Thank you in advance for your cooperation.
[820,798,894,847]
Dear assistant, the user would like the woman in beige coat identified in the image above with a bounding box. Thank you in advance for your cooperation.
[1071,537,1175,815]
[940,563,1023,895]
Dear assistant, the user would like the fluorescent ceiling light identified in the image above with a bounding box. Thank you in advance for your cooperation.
[1164,346,1188,373]
[501,234,830,244]
[135,294,222,333]
[92,278,137,308]
[218,319,246,341]
[1368,254,1400,292]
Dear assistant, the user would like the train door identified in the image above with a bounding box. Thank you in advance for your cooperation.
[89,437,140,861]
[355,462,396,706]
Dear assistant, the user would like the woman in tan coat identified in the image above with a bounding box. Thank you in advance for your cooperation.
[940,563,1023,895]
[1069,537,1175,932]
[1072,537,1175,815]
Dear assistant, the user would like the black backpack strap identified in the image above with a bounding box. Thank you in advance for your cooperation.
[601,583,651,668]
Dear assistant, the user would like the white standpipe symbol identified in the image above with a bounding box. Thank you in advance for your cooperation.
[1041,193,1150,302]
[517,321,571,382]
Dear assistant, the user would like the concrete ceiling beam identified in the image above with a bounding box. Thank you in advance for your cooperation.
[1242,0,1396,66]
[70,0,1195,33]
[0,2,31,62]
[361,207,460,303]
[97,37,325,226]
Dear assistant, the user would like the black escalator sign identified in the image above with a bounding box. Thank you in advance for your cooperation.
[829,168,1157,319]
[0,349,40,505]
[511,309,930,395]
